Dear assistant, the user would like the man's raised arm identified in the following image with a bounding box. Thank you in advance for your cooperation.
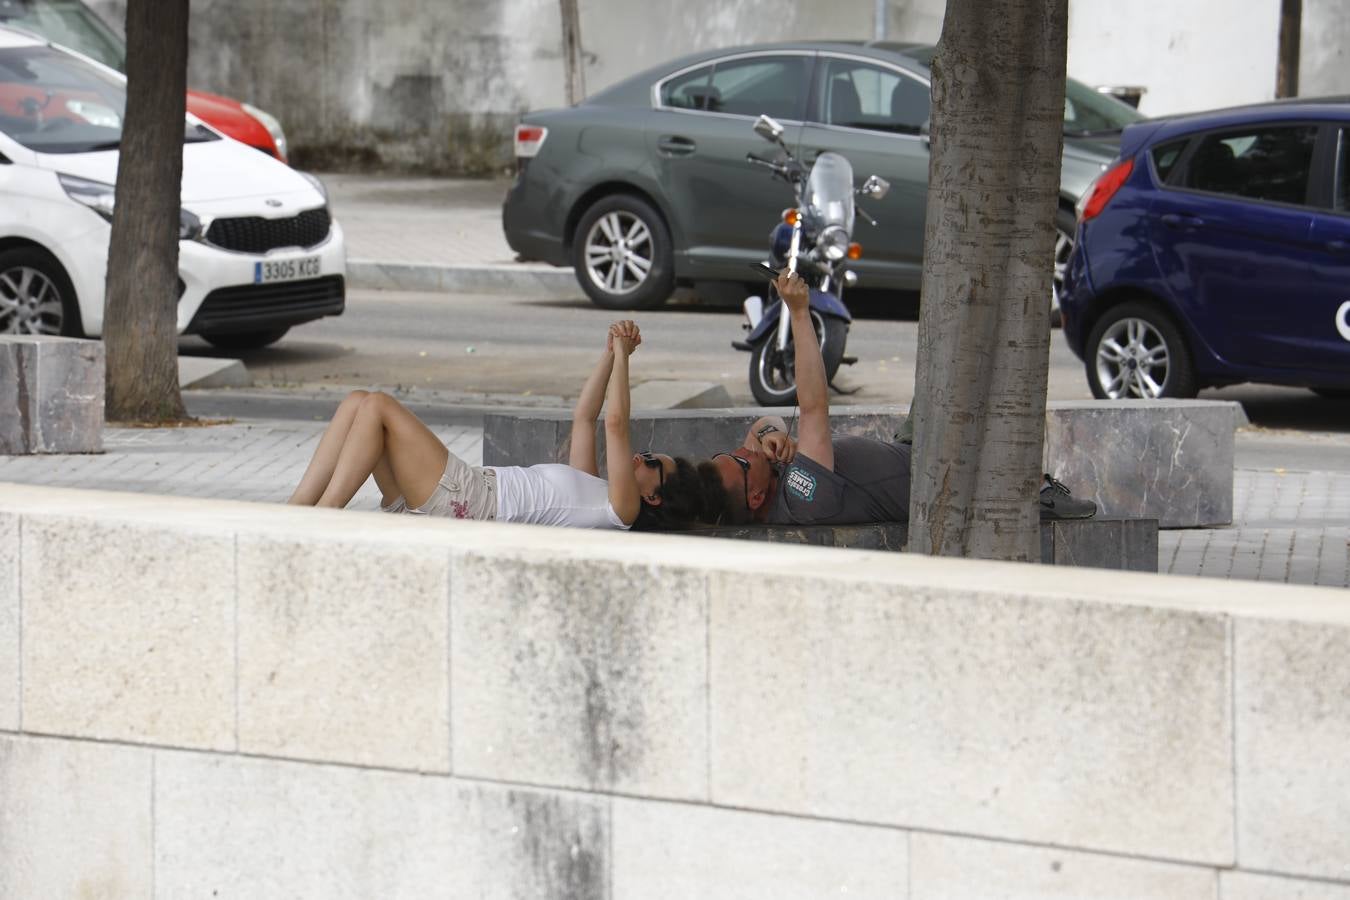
[776,271,833,470]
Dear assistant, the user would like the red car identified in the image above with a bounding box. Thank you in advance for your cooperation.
[0,0,288,160]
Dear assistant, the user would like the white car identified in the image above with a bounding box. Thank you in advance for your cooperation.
[0,25,345,349]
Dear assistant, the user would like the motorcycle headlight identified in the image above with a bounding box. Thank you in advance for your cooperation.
[818,225,850,262]
[59,173,203,240]
[242,102,289,162]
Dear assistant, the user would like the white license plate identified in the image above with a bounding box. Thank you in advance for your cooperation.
[254,256,321,284]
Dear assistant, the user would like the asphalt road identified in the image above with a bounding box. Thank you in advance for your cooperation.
[179,287,1350,470]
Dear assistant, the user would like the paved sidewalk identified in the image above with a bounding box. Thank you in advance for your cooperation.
[3,418,1346,588]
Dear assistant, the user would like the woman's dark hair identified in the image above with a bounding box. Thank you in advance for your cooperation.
[631,457,732,531]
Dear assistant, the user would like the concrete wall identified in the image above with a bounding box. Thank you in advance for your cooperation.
[3,481,1350,896]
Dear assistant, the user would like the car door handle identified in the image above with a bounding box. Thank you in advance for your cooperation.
[1160,213,1204,229]
[657,135,696,156]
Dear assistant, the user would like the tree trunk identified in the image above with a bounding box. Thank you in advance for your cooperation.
[559,0,586,105]
[1276,0,1302,98]
[102,0,189,423]
[906,0,1068,561]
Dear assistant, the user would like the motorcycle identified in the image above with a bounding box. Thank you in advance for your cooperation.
[732,114,890,406]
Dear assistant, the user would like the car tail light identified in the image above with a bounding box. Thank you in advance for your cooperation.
[514,125,548,158]
[1077,158,1134,223]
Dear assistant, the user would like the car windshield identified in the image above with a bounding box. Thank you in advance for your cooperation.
[0,0,124,70]
[0,45,214,153]
[895,44,1144,136]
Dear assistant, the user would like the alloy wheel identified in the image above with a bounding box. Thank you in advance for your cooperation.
[583,212,653,296]
[1094,316,1171,398]
[1052,227,1073,314]
[0,266,63,335]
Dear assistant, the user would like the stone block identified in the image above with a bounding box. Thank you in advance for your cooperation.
[1044,399,1238,527]
[0,734,152,899]
[483,400,1237,528]
[0,335,104,454]
[1222,872,1350,900]
[20,515,235,749]
[909,832,1217,899]
[452,552,709,800]
[0,513,16,731]
[236,535,451,772]
[1040,517,1158,571]
[709,572,1234,863]
[611,797,907,899]
[1236,618,1350,881]
[688,521,909,551]
[154,750,609,899]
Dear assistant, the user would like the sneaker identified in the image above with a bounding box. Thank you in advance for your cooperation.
[1039,473,1097,520]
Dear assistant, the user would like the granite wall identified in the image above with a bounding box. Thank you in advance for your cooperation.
[2,482,1349,896]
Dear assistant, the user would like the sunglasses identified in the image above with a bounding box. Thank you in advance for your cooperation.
[713,451,752,511]
[639,450,665,494]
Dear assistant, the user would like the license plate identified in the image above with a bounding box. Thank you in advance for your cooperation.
[254,256,321,284]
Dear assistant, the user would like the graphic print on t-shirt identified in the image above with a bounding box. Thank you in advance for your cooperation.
[785,466,817,501]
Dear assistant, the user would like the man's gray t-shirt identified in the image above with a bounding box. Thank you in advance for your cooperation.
[764,435,912,525]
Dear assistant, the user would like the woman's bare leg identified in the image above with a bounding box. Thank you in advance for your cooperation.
[316,392,449,509]
[288,390,369,505]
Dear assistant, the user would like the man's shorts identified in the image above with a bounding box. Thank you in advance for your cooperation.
[380,452,497,520]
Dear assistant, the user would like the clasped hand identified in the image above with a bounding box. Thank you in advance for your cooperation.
[607,319,642,356]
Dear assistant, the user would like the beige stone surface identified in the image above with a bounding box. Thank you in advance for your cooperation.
[155,750,609,899]
[1222,872,1350,900]
[21,515,235,748]
[452,552,709,799]
[709,572,1234,863]
[1236,618,1350,881]
[611,798,907,899]
[909,833,1218,898]
[0,513,17,731]
[236,535,451,771]
[0,734,152,898]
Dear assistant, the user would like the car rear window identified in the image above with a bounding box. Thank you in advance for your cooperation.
[1180,125,1318,206]
[1150,139,1188,182]
[659,55,809,121]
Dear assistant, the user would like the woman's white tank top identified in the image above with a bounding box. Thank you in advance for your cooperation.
[487,464,630,530]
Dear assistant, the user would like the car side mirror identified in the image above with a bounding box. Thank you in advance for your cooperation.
[859,175,890,200]
[753,114,785,144]
[919,119,931,144]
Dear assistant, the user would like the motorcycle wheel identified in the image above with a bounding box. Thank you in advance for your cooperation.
[748,311,847,407]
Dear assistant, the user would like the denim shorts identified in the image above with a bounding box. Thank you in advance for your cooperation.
[380,452,497,520]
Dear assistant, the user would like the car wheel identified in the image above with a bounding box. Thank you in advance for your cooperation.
[749,311,847,407]
[572,194,674,311]
[1051,207,1076,326]
[0,247,83,337]
[1085,301,1197,399]
[200,327,290,351]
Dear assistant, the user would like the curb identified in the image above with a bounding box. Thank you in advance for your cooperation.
[347,259,583,298]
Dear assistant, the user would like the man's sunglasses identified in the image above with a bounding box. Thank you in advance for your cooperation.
[639,450,665,493]
[713,452,752,511]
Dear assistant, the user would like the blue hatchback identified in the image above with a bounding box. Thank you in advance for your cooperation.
[1060,98,1350,399]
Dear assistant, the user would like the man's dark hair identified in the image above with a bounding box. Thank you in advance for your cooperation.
[631,457,733,531]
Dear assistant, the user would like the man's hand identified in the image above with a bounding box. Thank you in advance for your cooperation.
[775,270,809,315]
[760,431,797,463]
[608,320,641,357]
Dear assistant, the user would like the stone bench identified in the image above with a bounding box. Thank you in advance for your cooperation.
[0,335,103,455]
[483,400,1241,528]
[685,517,1158,571]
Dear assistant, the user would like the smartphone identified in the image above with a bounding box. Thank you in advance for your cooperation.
[750,261,781,281]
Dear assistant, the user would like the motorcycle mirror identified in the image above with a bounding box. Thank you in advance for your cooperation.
[859,175,891,200]
[753,114,785,144]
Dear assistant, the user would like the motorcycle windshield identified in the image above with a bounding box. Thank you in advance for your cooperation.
[804,152,855,234]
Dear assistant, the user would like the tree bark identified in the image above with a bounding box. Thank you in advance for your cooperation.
[1276,0,1302,98]
[559,0,586,105]
[907,0,1068,561]
[102,0,189,423]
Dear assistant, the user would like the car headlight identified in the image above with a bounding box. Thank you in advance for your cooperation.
[59,173,203,240]
[818,225,850,262]
[297,171,328,203]
[241,102,288,162]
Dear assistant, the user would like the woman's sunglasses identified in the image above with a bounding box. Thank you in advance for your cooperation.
[639,450,665,493]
